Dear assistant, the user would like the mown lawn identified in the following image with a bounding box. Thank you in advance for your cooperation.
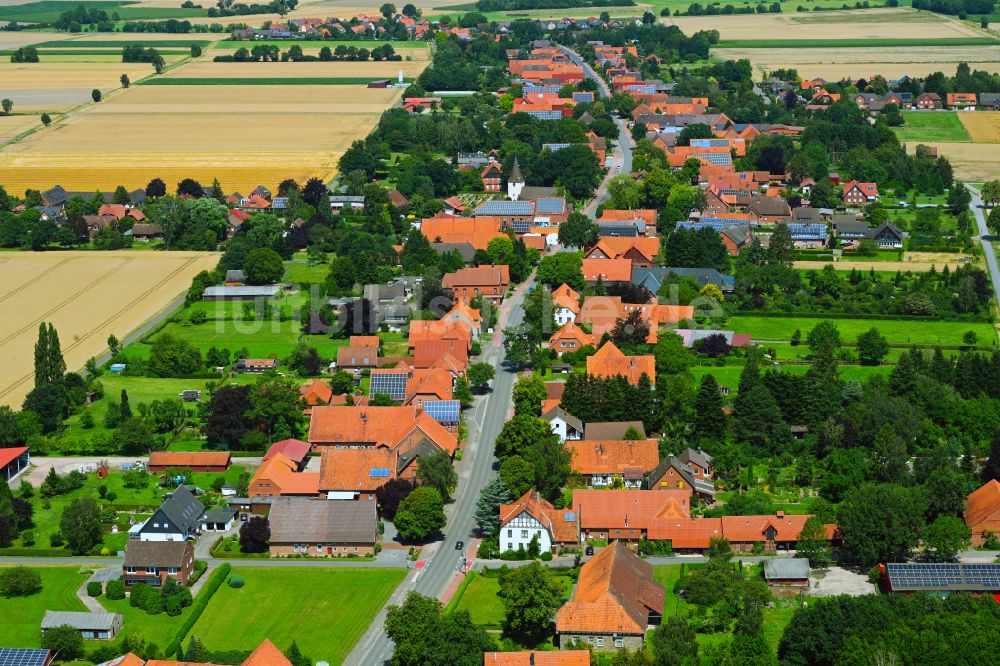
[728,316,996,346]
[452,570,576,629]
[284,260,330,284]
[194,567,407,665]
[99,594,190,646]
[0,566,88,647]
[152,318,302,358]
[894,111,972,143]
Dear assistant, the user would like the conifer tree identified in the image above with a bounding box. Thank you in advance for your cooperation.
[692,374,726,442]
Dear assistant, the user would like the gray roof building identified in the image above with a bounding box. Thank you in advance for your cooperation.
[122,540,191,568]
[631,266,735,293]
[203,285,281,300]
[268,497,378,545]
[473,200,534,216]
[41,611,122,639]
[763,558,811,582]
[583,421,646,440]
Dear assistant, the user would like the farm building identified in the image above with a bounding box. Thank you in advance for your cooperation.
[763,558,810,588]
[147,451,231,472]
[202,285,280,301]
[41,611,122,640]
[267,497,378,557]
[236,358,279,373]
[0,446,30,481]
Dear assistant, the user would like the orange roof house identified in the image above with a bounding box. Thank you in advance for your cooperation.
[409,319,473,352]
[584,237,661,267]
[308,405,457,455]
[241,640,292,666]
[349,335,380,348]
[499,489,580,552]
[442,301,483,338]
[586,342,656,385]
[248,453,320,498]
[549,322,593,356]
[573,488,692,538]
[419,215,505,250]
[442,265,511,303]
[842,180,879,206]
[965,480,1000,547]
[567,439,660,487]
[484,652,590,666]
[318,447,401,497]
[299,379,333,410]
[412,339,469,373]
[405,367,454,406]
[598,209,657,230]
[555,542,665,651]
[581,258,632,285]
[947,92,977,107]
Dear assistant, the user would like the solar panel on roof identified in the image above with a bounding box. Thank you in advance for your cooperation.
[369,468,391,477]
[370,372,407,401]
[424,400,461,424]
[0,649,51,666]
[564,511,576,521]
[885,562,1000,591]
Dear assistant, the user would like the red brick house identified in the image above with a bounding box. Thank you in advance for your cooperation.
[548,322,593,356]
[842,180,879,206]
[442,265,511,303]
[122,540,195,588]
[916,92,942,109]
[481,163,503,192]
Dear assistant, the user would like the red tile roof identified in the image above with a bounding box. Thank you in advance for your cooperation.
[299,379,333,407]
[573,489,691,530]
[581,258,632,283]
[263,439,310,464]
[240,640,291,666]
[567,439,660,477]
[318,447,398,492]
[0,446,28,469]
[965,480,1000,543]
[586,342,656,385]
[308,406,457,454]
[500,490,579,544]
[443,265,511,289]
[556,542,665,635]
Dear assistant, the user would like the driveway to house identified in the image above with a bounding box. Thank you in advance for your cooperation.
[346,272,536,666]
[966,185,1000,306]
[559,45,635,220]
[14,457,263,487]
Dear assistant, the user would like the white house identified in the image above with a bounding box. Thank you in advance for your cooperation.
[498,490,579,554]
[543,405,583,442]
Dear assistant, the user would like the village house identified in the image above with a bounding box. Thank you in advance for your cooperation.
[41,612,122,641]
[263,439,311,470]
[248,452,320,499]
[300,379,334,411]
[122,540,195,588]
[964,479,1000,547]
[567,439,660,488]
[573,489,692,542]
[131,485,204,542]
[552,283,581,325]
[442,265,511,303]
[481,162,504,192]
[441,301,484,339]
[916,92,942,109]
[747,195,791,223]
[584,237,660,269]
[556,542,665,652]
[586,342,656,386]
[581,258,632,287]
[842,180,879,206]
[543,405,583,442]
[947,92,977,109]
[631,267,734,294]
[267,497,378,557]
[235,358,280,373]
[548,322,593,357]
[309,405,458,462]
[499,489,580,554]
[646,451,717,501]
[336,344,379,371]
[318,447,401,499]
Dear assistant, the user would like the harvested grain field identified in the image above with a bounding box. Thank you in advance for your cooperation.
[668,8,981,41]
[0,115,37,143]
[163,59,429,79]
[0,251,219,408]
[910,142,1000,181]
[958,111,1000,143]
[0,62,155,112]
[88,84,405,114]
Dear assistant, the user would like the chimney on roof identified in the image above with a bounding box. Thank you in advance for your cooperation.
[529,654,535,666]
[777,510,785,519]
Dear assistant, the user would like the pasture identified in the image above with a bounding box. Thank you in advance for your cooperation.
[894,111,971,143]
[0,566,88,647]
[727,315,996,347]
[0,0,207,23]
[0,251,220,408]
[194,567,407,665]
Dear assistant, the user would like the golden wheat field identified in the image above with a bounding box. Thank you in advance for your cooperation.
[670,8,981,41]
[164,59,430,79]
[0,115,37,143]
[0,62,157,112]
[0,251,219,408]
[958,112,1000,143]
[909,142,1000,181]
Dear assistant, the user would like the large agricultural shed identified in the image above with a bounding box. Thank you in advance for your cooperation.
[203,285,281,301]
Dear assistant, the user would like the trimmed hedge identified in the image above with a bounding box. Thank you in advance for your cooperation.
[729,311,993,323]
[165,563,230,657]
[106,578,126,600]
[227,575,245,588]
[87,581,103,597]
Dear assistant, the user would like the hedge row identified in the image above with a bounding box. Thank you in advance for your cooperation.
[165,562,230,657]
[730,311,993,323]
[0,547,69,557]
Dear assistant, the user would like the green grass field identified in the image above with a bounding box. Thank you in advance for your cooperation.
[0,1,207,23]
[690,363,893,391]
[99,593,190,646]
[140,77,410,86]
[151,317,301,358]
[0,566,88,646]
[728,315,996,346]
[894,111,972,143]
[451,569,575,630]
[194,567,406,664]
[716,37,997,48]
[284,260,330,284]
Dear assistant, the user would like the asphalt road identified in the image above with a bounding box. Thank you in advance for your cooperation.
[559,45,635,219]
[965,186,1000,305]
[347,278,533,666]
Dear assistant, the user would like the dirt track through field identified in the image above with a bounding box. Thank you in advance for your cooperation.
[0,251,219,408]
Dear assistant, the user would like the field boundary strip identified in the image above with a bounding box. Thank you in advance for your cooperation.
[139,77,414,86]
